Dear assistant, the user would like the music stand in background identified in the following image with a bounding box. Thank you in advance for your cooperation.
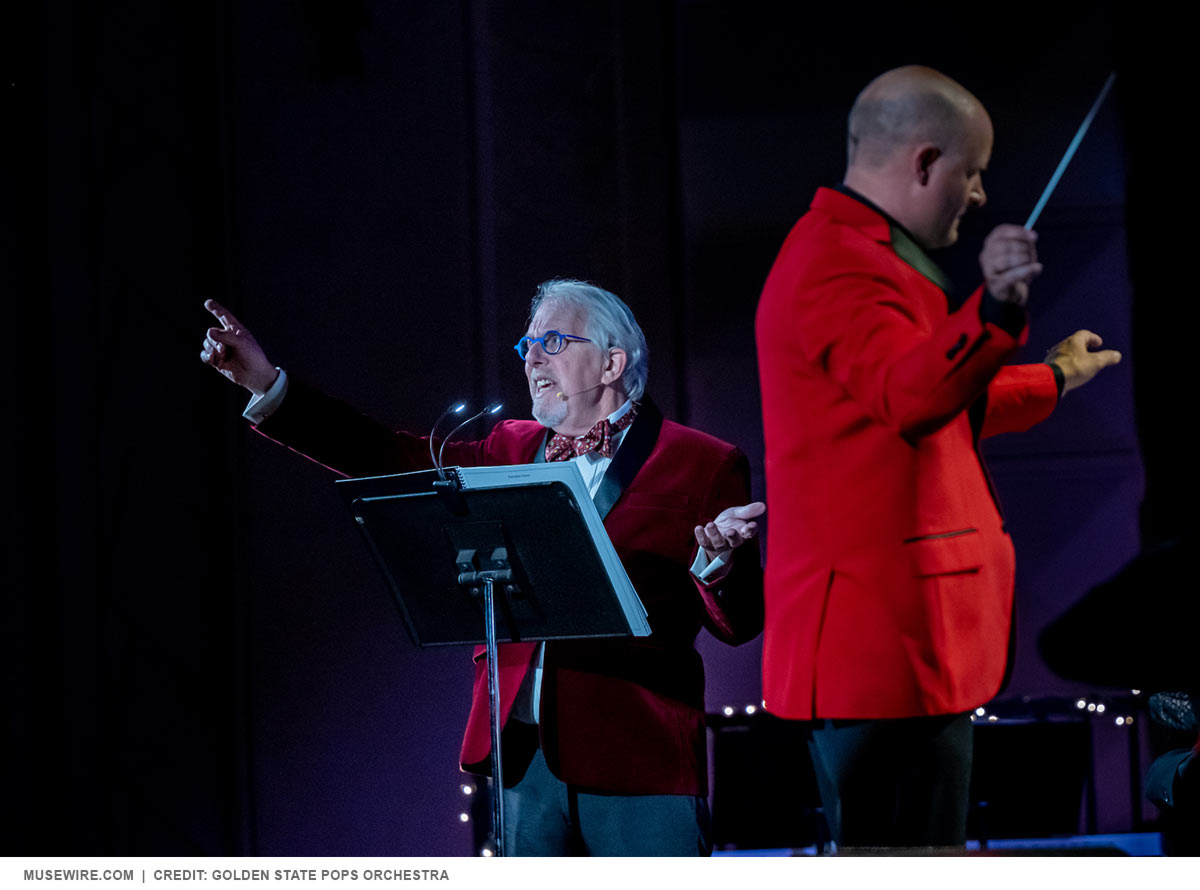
[336,463,649,855]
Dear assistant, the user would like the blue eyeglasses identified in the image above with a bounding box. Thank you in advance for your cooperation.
[513,330,593,360]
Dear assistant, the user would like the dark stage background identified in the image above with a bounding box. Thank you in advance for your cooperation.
[7,0,1188,856]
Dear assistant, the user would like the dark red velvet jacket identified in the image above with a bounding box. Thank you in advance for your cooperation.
[756,187,1059,720]
[255,383,763,794]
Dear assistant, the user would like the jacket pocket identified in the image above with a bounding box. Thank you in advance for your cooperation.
[903,528,983,576]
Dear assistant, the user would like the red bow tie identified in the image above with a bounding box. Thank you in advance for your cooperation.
[544,406,637,462]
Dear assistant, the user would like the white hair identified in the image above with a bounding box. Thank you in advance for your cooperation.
[529,279,649,401]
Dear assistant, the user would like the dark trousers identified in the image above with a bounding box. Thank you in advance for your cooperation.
[501,746,712,856]
[808,712,973,848]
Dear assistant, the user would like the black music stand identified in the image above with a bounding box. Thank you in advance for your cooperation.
[336,466,647,855]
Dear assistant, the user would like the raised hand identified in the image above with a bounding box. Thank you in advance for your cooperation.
[980,224,1043,306]
[199,299,279,394]
[1045,329,1122,396]
[694,501,766,561]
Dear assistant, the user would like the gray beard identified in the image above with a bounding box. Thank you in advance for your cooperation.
[531,395,568,430]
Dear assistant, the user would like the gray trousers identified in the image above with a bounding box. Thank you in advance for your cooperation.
[501,746,712,856]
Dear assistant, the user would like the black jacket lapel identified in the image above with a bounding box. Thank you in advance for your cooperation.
[593,398,662,520]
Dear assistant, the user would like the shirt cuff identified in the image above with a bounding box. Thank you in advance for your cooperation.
[691,548,732,584]
[1046,361,1066,398]
[243,368,288,424]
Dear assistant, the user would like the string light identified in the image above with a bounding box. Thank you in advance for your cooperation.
[1116,717,1125,726]
[461,784,475,796]
[1095,704,1106,714]
[975,707,986,716]
[481,848,494,858]
[745,705,757,715]
[1087,703,1097,712]
[1076,699,1087,709]
[459,813,470,823]
[722,706,735,717]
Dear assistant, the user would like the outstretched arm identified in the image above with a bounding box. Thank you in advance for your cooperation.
[979,329,1123,439]
[197,299,467,477]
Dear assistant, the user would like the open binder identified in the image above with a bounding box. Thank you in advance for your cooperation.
[336,461,649,645]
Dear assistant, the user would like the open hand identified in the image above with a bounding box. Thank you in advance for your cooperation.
[1045,329,1122,396]
[694,502,766,560]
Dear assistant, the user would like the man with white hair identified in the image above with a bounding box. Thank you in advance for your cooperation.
[201,278,764,856]
[756,66,1121,847]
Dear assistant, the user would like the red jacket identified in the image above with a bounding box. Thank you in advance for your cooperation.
[255,385,763,794]
[756,187,1059,720]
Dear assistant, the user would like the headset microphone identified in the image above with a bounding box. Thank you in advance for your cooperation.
[555,382,603,401]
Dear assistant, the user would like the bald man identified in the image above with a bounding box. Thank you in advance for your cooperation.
[755,66,1120,847]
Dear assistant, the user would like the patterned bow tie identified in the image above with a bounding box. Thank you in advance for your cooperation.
[544,404,637,462]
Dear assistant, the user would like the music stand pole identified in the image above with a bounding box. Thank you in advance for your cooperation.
[481,574,506,856]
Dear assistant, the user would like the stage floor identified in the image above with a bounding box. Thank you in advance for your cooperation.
[714,832,1164,856]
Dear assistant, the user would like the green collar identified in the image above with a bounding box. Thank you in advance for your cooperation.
[832,184,953,297]
[888,222,953,297]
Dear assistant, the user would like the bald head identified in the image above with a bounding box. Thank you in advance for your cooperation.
[847,66,986,169]
[843,66,993,249]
